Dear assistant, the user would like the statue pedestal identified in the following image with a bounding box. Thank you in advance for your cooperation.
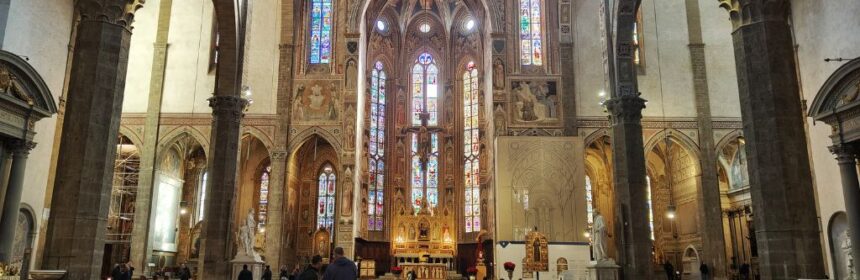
[231,252,264,280]
[587,260,620,280]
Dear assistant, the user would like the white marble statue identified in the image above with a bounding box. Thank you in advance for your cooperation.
[592,211,608,261]
[237,208,257,258]
[843,230,855,280]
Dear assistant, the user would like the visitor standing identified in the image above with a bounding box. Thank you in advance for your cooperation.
[238,264,254,280]
[699,263,709,280]
[279,265,290,280]
[323,247,357,280]
[110,263,123,280]
[177,263,192,280]
[663,260,675,280]
[301,255,324,280]
[263,265,273,280]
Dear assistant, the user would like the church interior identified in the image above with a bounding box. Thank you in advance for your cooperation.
[0,0,856,279]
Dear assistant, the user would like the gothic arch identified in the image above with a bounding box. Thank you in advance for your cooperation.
[644,129,702,170]
[584,129,611,149]
[118,126,143,151]
[157,127,210,162]
[242,126,274,154]
[714,130,744,156]
[288,127,343,155]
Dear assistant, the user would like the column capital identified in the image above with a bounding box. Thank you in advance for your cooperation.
[9,140,36,155]
[271,149,289,161]
[605,94,647,125]
[717,0,790,30]
[208,95,249,117]
[830,144,857,163]
[77,0,146,30]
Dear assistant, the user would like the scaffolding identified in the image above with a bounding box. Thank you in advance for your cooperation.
[107,136,140,244]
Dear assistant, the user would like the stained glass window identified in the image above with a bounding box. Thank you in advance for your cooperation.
[519,0,543,66]
[646,175,654,240]
[411,132,439,213]
[368,61,386,231]
[463,62,481,233]
[197,172,207,223]
[309,0,333,64]
[411,53,439,126]
[585,175,594,227]
[258,166,271,230]
[317,164,337,230]
[633,9,644,67]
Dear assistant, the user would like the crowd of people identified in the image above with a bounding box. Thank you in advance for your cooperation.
[236,246,357,280]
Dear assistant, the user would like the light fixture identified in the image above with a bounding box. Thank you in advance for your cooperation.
[666,205,676,220]
[242,85,254,107]
[583,230,591,239]
[465,19,475,30]
[376,20,386,31]
[259,227,266,233]
[738,135,746,145]
[180,208,188,215]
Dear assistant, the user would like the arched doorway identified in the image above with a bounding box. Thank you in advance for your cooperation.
[716,134,757,278]
[584,134,616,260]
[286,135,340,263]
[237,134,272,258]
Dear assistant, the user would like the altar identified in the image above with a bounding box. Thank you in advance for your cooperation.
[401,264,450,280]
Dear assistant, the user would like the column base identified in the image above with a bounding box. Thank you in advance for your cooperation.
[587,260,620,280]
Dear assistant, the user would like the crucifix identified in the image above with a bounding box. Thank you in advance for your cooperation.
[403,112,446,212]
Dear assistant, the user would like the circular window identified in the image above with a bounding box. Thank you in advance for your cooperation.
[376,20,386,31]
[420,23,431,33]
[465,19,475,31]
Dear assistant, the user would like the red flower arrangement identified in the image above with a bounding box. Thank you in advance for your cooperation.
[391,266,403,275]
[503,262,516,271]
[466,267,478,275]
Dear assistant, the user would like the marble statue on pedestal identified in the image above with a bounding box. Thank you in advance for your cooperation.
[592,212,607,262]
[236,208,259,260]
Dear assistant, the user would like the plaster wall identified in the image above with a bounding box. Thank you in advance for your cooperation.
[122,0,159,113]
[1,0,74,269]
[697,0,740,119]
[790,0,860,277]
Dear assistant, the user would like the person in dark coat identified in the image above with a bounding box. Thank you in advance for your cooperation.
[300,255,324,280]
[177,263,192,280]
[279,265,290,280]
[110,263,123,280]
[323,247,357,280]
[263,265,273,280]
[238,264,254,280]
[124,262,135,280]
[699,263,709,280]
[663,260,675,280]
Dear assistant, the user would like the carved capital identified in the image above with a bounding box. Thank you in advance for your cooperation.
[717,0,790,30]
[208,95,249,123]
[830,144,857,165]
[606,95,646,125]
[271,149,289,160]
[10,140,36,155]
[77,0,145,30]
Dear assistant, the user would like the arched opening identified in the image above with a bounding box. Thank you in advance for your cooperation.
[286,135,340,263]
[236,134,272,257]
[645,134,701,272]
[104,134,141,272]
[716,135,757,278]
[584,134,616,259]
[10,207,35,269]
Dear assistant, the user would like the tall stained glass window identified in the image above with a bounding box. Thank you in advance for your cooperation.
[463,62,481,233]
[197,172,208,223]
[411,133,439,213]
[646,175,654,240]
[309,0,333,64]
[585,175,594,227]
[258,166,271,230]
[368,62,386,231]
[519,0,543,66]
[317,165,337,230]
[411,53,439,126]
[633,9,644,67]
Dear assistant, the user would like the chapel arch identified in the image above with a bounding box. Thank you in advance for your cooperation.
[104,134,142,269]
[583,134,617,259]
[644,133,702,268]
[237,134,273,254]
[715,133,755,271]
[285,135,341,261]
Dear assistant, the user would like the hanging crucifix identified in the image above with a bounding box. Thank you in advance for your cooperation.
[403,112,445,214]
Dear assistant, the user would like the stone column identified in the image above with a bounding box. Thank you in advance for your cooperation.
[0,141,34,262]
[830,144,860,280]
[264,149,288,269]
[605,95,652,279]
[684,0,727,277]
[130,0,174,273]
[200,95,247,279]
[720,1,825,278]
[42,1,143,278]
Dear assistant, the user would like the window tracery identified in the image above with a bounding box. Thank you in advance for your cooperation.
[369,61,386,231]
[309,0,333,64]
[258,165,271,230]
[463,61,481,233]
[519,0,544,66]
[411,53,439,126]
[317,164,337,230]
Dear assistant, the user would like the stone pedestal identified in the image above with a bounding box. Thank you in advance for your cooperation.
[587,260,620,280]
[231,253,264,280]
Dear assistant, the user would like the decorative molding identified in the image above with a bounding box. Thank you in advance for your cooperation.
[577,117,742,130]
